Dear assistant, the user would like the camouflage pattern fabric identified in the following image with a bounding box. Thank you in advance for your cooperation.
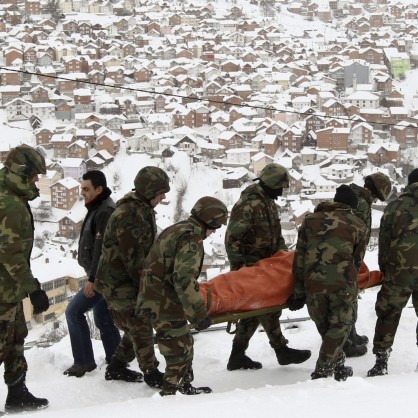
[137,217,208,325]
[365,172,392,202]
[153,320,194,388]
[95,191,157,310]
[378,183,418,286]
[134,166,170,200]
[292,201,367,299]
[0,167,40,304]
[372,277,418,353]
[225,183,288,348]
[0,302,28,385]
[307,291,355,369]
[350,183,373,246]
[137,216,209,388]
[292,201,367,369]
[109,308,159,372]
[258,163,289,189]
[372,182,418,352]
[225,183,287,270]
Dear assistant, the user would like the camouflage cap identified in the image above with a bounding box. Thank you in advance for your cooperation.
[259,163,289,189]
[365,172,391,201]
[4,144,46,177]
[134,166,170,200]
[191,196,228,229]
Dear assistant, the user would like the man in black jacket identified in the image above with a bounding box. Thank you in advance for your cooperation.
[64,171,140,382]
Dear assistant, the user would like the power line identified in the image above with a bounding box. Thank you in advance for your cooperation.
[0,66,416,131]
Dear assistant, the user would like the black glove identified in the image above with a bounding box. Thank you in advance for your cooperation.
[195,317,212,331]
[29,289,50,314]
[287,295,306,311]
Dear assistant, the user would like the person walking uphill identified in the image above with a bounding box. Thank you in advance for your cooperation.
[0,145,50,413]
[225,163,311,371]
[290,185,367,381]
[95,166,170,389]
[64,170,140,382]
[343,172,392,358]
[137,196,228,396]
[367,169,418,377]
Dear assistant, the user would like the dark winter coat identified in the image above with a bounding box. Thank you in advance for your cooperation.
[77,187,115,282]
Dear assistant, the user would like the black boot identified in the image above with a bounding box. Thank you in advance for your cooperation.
[144,368,164,388]
[63,363,97,377]
[367,350,390,377]
[350,325,369,345]
[311,365,333,380]
[105,357,143,382]
[5,376,49,413]
[179,382,212,395]
[343,339,367,358]
[334,354,353,382]
[275,346,311,365]
[227,342,262,371]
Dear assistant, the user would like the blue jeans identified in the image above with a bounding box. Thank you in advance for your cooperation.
[65,289,121,366]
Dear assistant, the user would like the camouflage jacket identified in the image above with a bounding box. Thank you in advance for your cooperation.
[78,187,115,282]
[0,167,40,304]
[350,183,373,245]
[292,201,367,298]
[224,183,287,270]
[136,216,208,325]
[94,191,156,310]
[378,183,418,285]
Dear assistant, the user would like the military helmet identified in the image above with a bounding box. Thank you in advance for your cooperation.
[191,196,228,229]
[134,166,170,200]
[365,172,391,201]
[259,163,289,189]
[4,144,46,177]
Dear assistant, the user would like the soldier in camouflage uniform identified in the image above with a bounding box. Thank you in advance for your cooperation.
[95,166,170,388]
[290,185,367,381]
[0,145,50,413]
[343,172,392,357]
[367,169,418,377]
[137,196,228,396]
[225,163,311,371]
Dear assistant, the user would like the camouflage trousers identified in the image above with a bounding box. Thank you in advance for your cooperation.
[0,302,28,385]
[232,310,288,350]
[109,308,159,372]
[152,320,194,388]
[372,276,418,354]
[307,291,355,369]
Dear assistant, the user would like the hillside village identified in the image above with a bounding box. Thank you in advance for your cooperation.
[0,0,418,330]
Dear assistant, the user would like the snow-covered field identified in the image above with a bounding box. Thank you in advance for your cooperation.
[1,268,417,417]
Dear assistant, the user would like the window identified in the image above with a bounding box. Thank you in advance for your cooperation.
[54,278,66,288]
[42,282,53,291]
[55,294,66,304]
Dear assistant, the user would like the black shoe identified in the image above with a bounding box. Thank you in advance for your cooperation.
[5,377,49,413]
[275,346,311,365]
[227,354,262,371]
[179,382,213,395]
[144,369,164,388]
[105,367,143,382]
[63,363,97,377]
[334,365,353,382]
[343,341,367,358]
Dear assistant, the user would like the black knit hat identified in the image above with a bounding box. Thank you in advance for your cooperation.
[408,168,418,186]
[334,185,358,209]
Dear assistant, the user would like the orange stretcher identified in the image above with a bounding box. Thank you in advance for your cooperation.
[200,250,383,325]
